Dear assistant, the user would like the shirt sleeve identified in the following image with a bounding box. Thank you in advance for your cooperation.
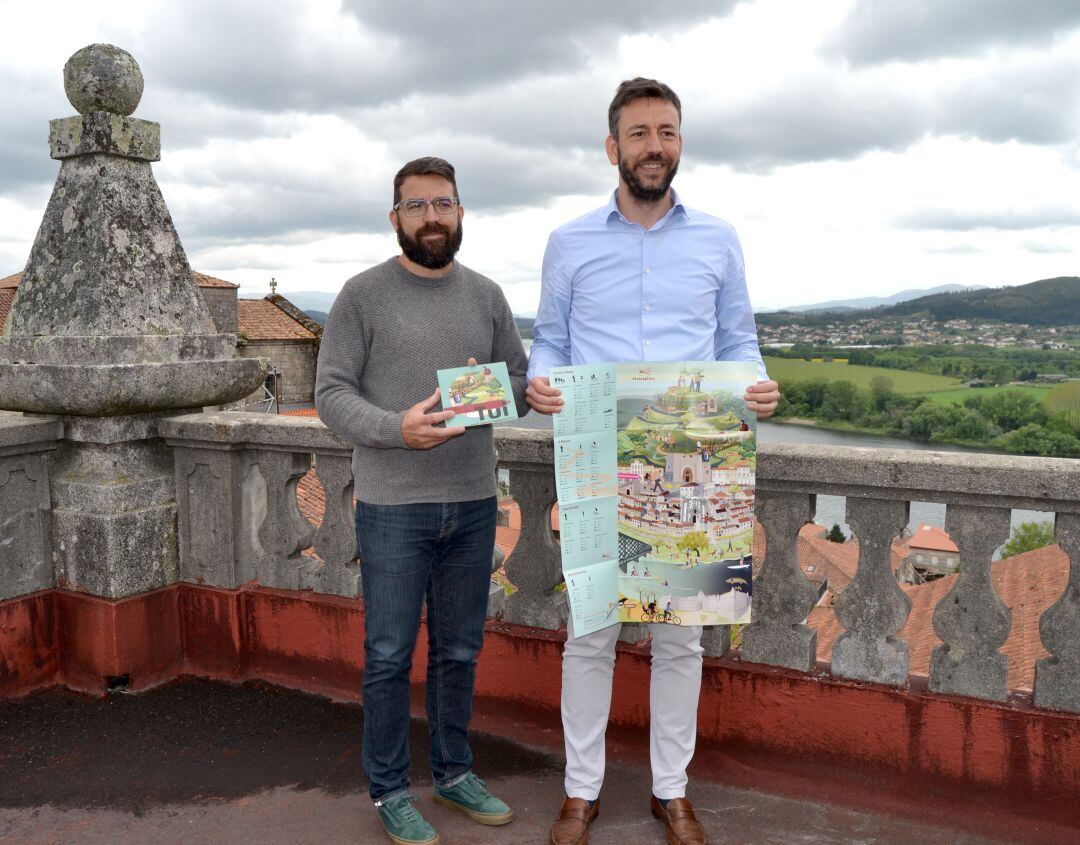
[527,235,573,381]
[714,231,769,382]
[315,286,408,449]
[490,286,530,418]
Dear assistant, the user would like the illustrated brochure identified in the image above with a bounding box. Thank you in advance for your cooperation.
[437,361,518,427]
[552,362,757,635]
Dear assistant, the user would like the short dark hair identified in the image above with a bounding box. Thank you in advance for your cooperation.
[393,157,459,206]
[607,78,682,137]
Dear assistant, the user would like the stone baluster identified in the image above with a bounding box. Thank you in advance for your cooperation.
[930,504,1012,701]
[1034,512,1080,713]
[0,416,62,601]
[172,439,249,587]
[300,451,359,597]
[832,498,911,685]
[495,430,564,629]
[740,491,818,672]
[249,449,315,591]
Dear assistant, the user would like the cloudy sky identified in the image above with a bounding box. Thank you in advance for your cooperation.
[1,0,1079,313]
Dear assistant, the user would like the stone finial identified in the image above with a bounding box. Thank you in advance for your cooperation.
[63,44,144,116]
[0,43,265,416]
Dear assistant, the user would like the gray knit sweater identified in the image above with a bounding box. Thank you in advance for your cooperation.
[315,257,528,505]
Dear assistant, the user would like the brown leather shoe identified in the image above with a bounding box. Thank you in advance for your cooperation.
[650,796,708,845]
[549,797,599,845]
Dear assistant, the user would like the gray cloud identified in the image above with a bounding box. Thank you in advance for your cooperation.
[683,51,1080,170]
[1021,240,1075,254]
[134,0,732,113]
[688,71,925,170]
[826,0,1080,65]
[895,207,1080,231]
[925,244,983,255]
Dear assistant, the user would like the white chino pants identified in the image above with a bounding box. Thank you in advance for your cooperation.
[562,614,704,800]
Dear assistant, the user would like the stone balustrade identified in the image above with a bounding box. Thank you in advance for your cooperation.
[159,412,359,597]
[5,412,1079,713]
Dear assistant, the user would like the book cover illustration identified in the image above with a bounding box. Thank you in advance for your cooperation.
[436,362,519,427]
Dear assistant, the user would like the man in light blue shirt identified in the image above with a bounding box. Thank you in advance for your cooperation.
[528,78,779,845]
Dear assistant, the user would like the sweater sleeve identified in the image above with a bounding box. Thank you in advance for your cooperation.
[315,285,408,449]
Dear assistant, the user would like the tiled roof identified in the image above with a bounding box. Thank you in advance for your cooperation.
[193,271,239,289]
[0,289,14,327]
[237,299,318,342]
[808,544,1068,691]
[752,521,861,598]
[280,407,319,417]
[297,468,324,528]
[0,272,21,289]
[899,524,959,554]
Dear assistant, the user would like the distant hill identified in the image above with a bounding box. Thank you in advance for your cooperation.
[759,277,1080,327]
[866,277,1080,325]
[515,316,535,339]
[772,284,985,314]
[304,309,328,325]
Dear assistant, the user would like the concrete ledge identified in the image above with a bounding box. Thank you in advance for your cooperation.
[758,442,1080,511]
[161,411,353,453]
[0,359,267,416]
[493,426,555,464]
[0,415,62,456]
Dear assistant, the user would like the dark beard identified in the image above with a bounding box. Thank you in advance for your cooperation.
[618,151,679,203]
[396,220,463,270]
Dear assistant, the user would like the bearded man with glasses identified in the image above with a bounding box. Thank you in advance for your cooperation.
[317,157,527,845]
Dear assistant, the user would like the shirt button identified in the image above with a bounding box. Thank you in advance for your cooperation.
[645,268,652,274]
[644,304,652,312]
[645,340,652,346]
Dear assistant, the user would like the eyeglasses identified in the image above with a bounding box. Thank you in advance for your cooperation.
[393,196,460,217]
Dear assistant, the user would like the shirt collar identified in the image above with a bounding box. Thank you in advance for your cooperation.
[604,187,690,227]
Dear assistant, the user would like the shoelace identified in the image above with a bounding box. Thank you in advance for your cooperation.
[462,774,488,797]
[389,795,422,824]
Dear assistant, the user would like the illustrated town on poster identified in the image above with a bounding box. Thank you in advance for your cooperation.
[552,361,757,634]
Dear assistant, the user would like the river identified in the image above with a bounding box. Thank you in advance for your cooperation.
[506,394,1055,543]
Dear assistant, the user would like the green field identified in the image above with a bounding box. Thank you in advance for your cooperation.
[763,357,962,394]
[921,384,1055,406]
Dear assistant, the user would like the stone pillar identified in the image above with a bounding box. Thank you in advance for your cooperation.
[930,505,1012,701]
[0,415,62,601]
[1034,512,1080,713]
[494,430,566,629]
[740,490,818,672]
[831,497,912,686]
[0,44,265,598]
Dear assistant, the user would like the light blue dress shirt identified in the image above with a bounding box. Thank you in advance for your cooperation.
[527,189,767,383]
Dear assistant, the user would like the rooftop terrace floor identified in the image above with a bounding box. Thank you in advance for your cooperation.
[0,680,1027,845]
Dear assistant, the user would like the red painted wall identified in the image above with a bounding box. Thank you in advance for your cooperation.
[2,585,1078,843]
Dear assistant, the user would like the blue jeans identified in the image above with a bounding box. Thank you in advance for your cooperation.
[356,496,497,801]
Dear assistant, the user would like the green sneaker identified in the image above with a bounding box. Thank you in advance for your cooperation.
[375,793,439,845]
[433,772,514,826]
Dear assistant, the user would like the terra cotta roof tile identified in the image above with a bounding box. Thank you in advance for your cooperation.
[237,299,318,342]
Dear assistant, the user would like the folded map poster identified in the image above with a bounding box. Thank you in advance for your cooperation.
[552,362,756,635]
[437,362,518,427]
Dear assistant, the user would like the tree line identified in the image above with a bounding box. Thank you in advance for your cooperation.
[774,378,1080,457]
